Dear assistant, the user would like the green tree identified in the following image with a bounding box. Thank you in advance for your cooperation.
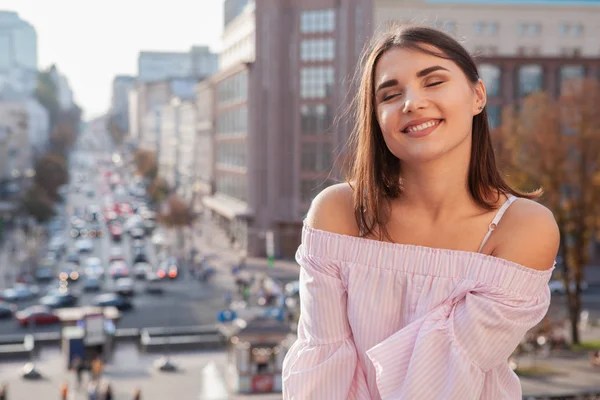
[33,153,69,200]
[494,78,600,344]
[20,184,55,223]
[35,66,61,129]
[147,177,170,204]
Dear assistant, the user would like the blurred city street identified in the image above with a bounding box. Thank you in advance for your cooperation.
[1,0,600,399]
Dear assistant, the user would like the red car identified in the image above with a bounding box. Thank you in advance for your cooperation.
[16,306,60,327]
[109,223,122,241]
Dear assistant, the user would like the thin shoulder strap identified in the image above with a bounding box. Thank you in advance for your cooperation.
[477,196,518,253]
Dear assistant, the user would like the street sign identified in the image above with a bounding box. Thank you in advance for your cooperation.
[265,230,274,269]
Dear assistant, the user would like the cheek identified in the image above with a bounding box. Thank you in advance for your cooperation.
[377,103,402,132]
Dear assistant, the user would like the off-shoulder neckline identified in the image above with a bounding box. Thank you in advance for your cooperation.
[302,222,554,277]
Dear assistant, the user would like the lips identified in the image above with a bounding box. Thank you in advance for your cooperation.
[401,119,443,133]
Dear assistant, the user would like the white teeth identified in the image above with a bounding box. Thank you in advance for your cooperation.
[406,120,440,133]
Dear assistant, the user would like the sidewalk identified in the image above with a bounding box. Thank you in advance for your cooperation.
[520,325,600,397]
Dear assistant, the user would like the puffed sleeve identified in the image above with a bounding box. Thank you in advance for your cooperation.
[282,247,370,400]
[365,279,551,400]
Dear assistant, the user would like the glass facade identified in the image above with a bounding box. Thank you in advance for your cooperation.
[301,104,332,134]
[216,141,247,168]
[216,106,248,136]
[216,70,248,106]
[479,64,501,97]
[300,9,335,33]
[518,65,543,97]
[301,39,335,62]
[301,142,333,171]
[216,173,248,202]
[300,67,335,98]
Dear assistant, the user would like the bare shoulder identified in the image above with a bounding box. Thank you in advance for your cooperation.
[305,182,359,236]
[493,198,560,271]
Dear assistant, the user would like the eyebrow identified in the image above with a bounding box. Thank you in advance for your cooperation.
[375,65,450,94]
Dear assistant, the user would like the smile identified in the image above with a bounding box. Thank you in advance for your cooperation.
[402,119,443,138]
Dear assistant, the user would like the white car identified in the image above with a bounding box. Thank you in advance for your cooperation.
[75,238,94,253]
[115,278,135,296]
[548,279,588,294]
[85,257,104,277]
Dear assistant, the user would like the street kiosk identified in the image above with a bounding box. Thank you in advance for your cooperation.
[225,316,292,394]
[56,306,119,369]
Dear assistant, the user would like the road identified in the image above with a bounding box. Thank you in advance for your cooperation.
[0,149,234,336]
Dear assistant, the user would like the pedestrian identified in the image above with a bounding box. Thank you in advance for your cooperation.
[281,24,559,398]
[86,380,98,400]
[91,355,103,381]
[0,382,7,400]
[73,356,84,389]
[101,383,113,400]
[60,382,69,400]
[132,387,142,400]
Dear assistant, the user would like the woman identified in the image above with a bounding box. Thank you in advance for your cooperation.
[281,25,558,399]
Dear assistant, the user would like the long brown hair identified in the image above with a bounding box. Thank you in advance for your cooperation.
[346,25,541,240]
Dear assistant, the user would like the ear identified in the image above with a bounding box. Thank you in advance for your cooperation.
[472,79,487,115]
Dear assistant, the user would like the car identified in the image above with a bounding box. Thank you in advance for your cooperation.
[34,267,54,282]
[88,222,103,238]
[2,284,39,302]
[133,251,148,264]
[108,223,123,242]
[75,238,94,253]
[0,302,17,319]
[58,264,80,282]
[144,273,164,295]
[40,291,78,308]
[92,293,133,311]
[109,247,125,263]
[130,227,145,240]
[548,279,589,294]
[16,306,60,327]
[115,278,135,296]
[84,257,104,277]
[133,263,152,280]
[66,252,81,265]
[82,277,102,292]
[132,239,145,252]
[109,261,129,280]
[158,258,179,280]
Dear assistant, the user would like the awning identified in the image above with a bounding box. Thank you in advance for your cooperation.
[202,194,253,220]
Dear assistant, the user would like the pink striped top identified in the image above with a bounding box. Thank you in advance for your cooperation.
[282,223,553,400]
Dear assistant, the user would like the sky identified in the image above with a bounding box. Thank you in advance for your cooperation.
[2,0,225,120]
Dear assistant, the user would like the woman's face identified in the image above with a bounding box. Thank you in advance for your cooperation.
[373,45,485,164]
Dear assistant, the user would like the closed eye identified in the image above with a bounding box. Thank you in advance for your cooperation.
[426,81,444,87]
[383,93,401,101]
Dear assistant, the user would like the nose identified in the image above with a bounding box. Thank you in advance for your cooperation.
[402,88,428,114]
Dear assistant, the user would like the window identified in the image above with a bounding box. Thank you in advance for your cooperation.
[216,173,248,202]
[518,65,543,97]
[300,67,335,98]
[216,140,247,168]
[216,106,247,136]
[479,64,501,97]
[487,105,501,130]
[301,9,335,33]
[301,39,335,61]
[301,103,332,134]
[301,141,333,171]
[216,71,248,105]
[559,65,585,93]
[518,22,541,36]
[475,22,485,35]
[561,23,584,37]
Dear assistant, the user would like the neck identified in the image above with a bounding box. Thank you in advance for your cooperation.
[398,153,474,223]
